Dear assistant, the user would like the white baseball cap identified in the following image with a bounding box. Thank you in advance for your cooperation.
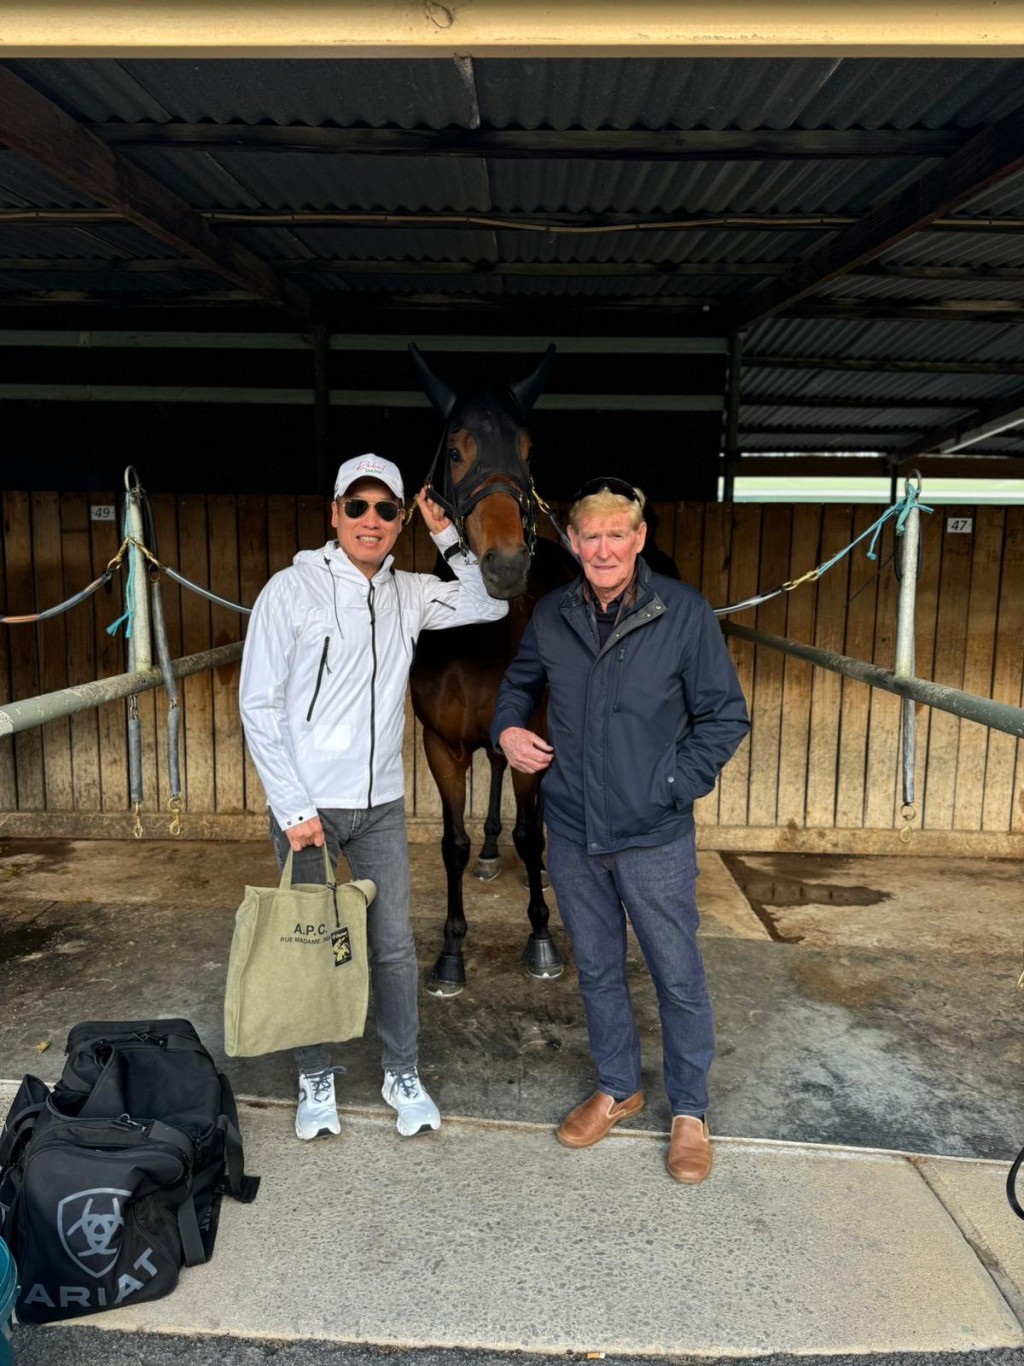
[334,454,405,502]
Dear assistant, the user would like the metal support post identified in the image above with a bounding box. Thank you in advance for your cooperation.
[312,323,329,494]
[124,475,152,671]
[722,331,742,503]
[892,491,921,838]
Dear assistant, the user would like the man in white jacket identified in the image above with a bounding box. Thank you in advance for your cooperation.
[239,454,508,1141]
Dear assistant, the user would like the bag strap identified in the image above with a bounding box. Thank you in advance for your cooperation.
[0,1101,45,1171]
[217,1073,261,1205]
[174,1192,207,1267]
[1008,1144,1024,1220]
[143,1119,207,1266]
[279,843,336,891]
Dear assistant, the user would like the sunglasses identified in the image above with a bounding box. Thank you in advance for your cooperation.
[340,497,403,523]
[572,476,640,503]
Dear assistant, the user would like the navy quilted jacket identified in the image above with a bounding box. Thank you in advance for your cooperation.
[491,557,750,854]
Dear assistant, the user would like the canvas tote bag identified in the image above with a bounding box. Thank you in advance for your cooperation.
[224,846,374,1057]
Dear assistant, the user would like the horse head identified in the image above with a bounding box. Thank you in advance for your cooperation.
[410,343,556,599]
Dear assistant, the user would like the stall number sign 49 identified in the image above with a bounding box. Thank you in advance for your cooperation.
[90,505,116,521]
[947,517,973,534]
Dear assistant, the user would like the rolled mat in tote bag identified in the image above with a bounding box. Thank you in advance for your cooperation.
[224,846,374,1057]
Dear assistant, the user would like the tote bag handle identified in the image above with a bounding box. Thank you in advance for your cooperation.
[279,844,336,891]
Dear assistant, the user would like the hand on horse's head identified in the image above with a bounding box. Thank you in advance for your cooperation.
[416,486,452,536]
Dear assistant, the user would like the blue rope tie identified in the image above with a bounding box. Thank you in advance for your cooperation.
[814,480,933,580]
[106,505,136,640]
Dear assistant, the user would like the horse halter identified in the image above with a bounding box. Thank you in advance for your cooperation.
[422,392,539,561]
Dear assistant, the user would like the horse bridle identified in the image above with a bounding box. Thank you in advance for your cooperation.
[421,401,539,561]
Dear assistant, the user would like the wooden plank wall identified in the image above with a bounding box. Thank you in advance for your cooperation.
[1,492,1022,855]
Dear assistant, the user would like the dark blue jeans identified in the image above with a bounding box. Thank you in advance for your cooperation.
[269,799,418,1075]
[546,827,714,1117]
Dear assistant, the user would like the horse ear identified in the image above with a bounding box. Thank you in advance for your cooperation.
[409,343,458,418]
[510,344,556,414]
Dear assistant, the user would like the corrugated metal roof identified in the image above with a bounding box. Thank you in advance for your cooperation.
[740,365,1024,404]
[747,315,1024,362]
[8,56,1024,133]
[741,402,962,431]
[0,150,103,208]
[2,54,1024,462]
[3,58,475,129]
[120,148,491,213]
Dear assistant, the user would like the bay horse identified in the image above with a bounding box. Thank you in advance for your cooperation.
[408,343,576,996]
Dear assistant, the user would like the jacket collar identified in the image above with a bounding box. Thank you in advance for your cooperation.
[564,554,655,612]
[323,540,396,586]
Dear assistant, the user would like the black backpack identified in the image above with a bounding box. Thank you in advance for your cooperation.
[0,1018,259,1324]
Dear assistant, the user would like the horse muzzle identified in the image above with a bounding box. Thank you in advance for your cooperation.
[479,545,530,600]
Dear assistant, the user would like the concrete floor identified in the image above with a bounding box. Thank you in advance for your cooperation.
[0,837,1020,1159]
[3,836,1024,1362]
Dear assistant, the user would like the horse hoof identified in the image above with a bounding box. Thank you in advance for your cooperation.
[427,978,464,998]
[520,870,551,890]
[429,953,466,997]
[474,856,502,882]
[523,934,564,979]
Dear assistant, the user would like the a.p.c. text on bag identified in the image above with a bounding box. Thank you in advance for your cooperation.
[0,1019,259,1324]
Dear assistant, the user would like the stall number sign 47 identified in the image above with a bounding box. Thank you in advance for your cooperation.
[947,517,973,534]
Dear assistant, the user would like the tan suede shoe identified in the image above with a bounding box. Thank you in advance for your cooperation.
[667,1115,713,1183]
[555,1090,645,1149]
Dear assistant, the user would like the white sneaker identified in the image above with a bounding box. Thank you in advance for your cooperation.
[382,1068,441,1137]
[295,1065,345,1141]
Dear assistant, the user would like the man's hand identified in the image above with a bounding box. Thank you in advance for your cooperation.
[416,486,452,535]
[286,816,325,852]
[499,726,554,774]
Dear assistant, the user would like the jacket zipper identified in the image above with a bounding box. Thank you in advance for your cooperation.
[612,644,627,711]
[367,584,378,805]
[305,636,331,722]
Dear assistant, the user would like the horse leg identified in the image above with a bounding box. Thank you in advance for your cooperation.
[474,748,505,882]
[422,728,473,998]
[510,769,564,980]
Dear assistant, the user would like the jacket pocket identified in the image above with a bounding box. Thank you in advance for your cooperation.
[305,636,331,723]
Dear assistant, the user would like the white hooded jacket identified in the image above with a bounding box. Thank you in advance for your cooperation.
[239,526,508,829]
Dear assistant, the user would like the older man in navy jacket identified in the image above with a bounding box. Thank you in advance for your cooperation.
[492,477,749,1182]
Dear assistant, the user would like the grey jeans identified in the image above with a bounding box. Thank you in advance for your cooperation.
[268,799,418,1076]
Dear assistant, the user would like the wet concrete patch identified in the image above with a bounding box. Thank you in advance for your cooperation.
[722,853,891,942]
[722,852,1024,954]
[0,917,61,962]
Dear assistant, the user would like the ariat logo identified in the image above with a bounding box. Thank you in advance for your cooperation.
[22,1246,160,1311]
[58,1188,130,1278]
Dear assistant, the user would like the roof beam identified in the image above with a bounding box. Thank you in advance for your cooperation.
[2,0,1023,58]
[746,354,1024,376]
[741,395,975,411]
[0,329,727,354]
[735,455,1024,477]
[791,298,1024,324]
[5,258,1024,288]
[0,63,313,321]
[726,101,1024,329]
[81,124,970,161]
[5,207,1024,237]
[897,387,1024,460]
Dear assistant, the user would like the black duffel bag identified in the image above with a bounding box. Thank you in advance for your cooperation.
[0,1018,259,1323]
